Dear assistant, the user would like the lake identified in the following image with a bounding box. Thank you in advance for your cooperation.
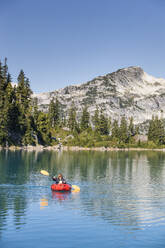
[0,150,165,248]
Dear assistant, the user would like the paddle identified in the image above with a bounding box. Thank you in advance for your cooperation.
[40,170,49,176]
[40,170,80,192]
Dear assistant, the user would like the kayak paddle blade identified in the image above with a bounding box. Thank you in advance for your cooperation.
[40,170,49,176]
[72,185,80,192]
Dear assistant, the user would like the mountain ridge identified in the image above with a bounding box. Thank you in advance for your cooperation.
[33,66,165,124]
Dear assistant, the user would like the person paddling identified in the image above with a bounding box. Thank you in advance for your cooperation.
[52,173,67,184]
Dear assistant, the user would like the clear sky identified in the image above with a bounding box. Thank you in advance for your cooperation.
[1,0,165,93]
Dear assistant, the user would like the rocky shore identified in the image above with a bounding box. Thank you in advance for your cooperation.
[1,145,165,152]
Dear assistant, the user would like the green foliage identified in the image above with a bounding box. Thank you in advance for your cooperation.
[1,58,165,149]
[16,70,33,141]
[68,102,79,133]
[0,59,12,145]
[119,116,128,143]
[93,107,99,132]
[99,111,109,135]
[80,106,90,131]
[148,116,165,145]
[92,108,109,135]
[111,119,119,139]
[48,97,60,128]
[128,117,135,138]
[36,112,51,145]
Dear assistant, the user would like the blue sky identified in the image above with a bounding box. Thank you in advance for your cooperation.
[1,0,165,93]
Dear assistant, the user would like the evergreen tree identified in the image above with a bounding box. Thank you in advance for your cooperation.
[0,60,7,106]
[37,112,51,145]
[128,117,135,142]
[119,116,128,143]
[93,107,100,132]
[68,102,78,132]
[99,111,109,135]
[157,118,165,144]
[5,84,20,132]
[15,70,34,145]
[111,119,119,139]
[54,98,60,126]
[48,98,55,128]
[17,70,32,110]
[0,60,8,145]
[16,70,33,137]
[148,115,155,141]
[7,73,12,84]
[108,117,112,133]
[23,113,36,145]
[2,58,8,89]
[135,125,139,135]
[32,97,39,127]
[80,106,90,131]
[48,97,61,128]
[148,116,165,145]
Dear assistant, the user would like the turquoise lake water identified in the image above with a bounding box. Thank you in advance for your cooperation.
[1,150,165,247]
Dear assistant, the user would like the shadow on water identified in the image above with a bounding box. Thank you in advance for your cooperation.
[1,150,165,236]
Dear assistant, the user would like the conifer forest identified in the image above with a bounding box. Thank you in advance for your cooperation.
[0,59,164,149]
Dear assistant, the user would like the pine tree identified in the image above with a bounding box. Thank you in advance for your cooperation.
[5,84,19,132]
[48,98,61,128]
[2,58,8,89]
[119,116,128,143]
[93,107,100,132]
[16,70,33,136]
[0,60,8,145]
[135,125,139,135]
[148,116,165,145]
[54,98,60,127]
[80,106,90,131]
[148,115,155,141]
[128,117,135,143]
[99,111,109,135]
[68,102,78,132]
[48,98,55,128]
[16,70,34,144]
[7,73,12,84]
[108,117,112,133]
[37,112,51,145]
[23,113,36,145]
[32,97,39,127]
[111,119,119,139]
[0,60,17,145]
[0,60,7,106]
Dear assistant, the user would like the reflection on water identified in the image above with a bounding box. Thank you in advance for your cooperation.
[1,150,165,246]
[40,198,48,209]
[52,191,71,201]
[0,186,27,233]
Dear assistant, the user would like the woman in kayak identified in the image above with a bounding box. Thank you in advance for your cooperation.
[52,173,67,184]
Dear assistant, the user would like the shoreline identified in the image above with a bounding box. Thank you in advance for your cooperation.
[1,145,165,152]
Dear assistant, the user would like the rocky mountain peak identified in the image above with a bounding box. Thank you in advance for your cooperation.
[33,66,165,126]
[115,66,144,77]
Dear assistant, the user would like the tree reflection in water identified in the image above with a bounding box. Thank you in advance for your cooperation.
[1,149,165,236]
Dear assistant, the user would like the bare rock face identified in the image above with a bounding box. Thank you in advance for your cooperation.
[33,66,165,124]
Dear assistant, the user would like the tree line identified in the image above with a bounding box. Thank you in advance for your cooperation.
[0,59,164,148]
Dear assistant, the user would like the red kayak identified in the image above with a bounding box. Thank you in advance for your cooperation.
[51,183,72,191]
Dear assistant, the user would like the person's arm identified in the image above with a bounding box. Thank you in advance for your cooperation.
[52,176,58,182]
[62,178,67,184]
